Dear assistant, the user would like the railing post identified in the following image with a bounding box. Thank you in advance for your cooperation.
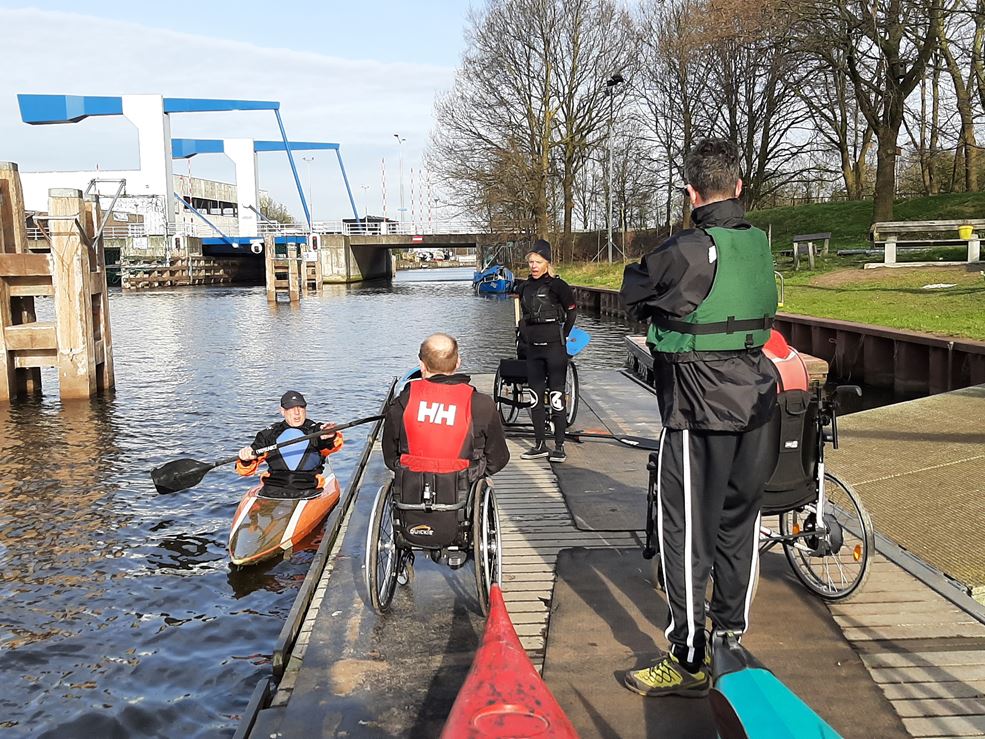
[49,188,97,399]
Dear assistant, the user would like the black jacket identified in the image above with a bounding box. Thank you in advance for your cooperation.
[620,199,777,432]
[382,373,510,476]
[249,418,338,489]
[514,274,578,343]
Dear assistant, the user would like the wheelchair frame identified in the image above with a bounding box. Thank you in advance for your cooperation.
[365,476,502,615]
[644,384,874,602]
[492,357,580,429]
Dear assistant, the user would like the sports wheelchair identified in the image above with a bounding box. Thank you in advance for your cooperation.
[643,383,874,602]
[365,475,502,615]
[492,357,579,428]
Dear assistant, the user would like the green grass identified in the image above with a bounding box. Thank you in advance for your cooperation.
[781,267,985,340]
[557,194,985,340]
[747,192,985,253]
[560,262,985,341]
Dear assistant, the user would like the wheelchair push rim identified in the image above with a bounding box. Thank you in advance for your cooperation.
[472,480,502,615]
[779,472,874,601]
[365,484,400,613]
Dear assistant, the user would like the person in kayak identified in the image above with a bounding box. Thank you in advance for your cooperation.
[236,390,343,498]
[514,239,577,463]
[619,137,779,698]
[382,333,510,549]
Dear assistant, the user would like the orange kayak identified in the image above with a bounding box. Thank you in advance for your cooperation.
[441,584,578,738]
[227,472,341,566]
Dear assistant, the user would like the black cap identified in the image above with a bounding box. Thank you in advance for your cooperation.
[280,390,307,409]
[529,238,552,263]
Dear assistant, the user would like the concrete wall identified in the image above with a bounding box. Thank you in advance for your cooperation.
[319,235,393,283]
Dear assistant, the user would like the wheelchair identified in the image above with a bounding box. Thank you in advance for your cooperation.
[643,384,874,602]
[492,357,579,428]
[365,475,502,615]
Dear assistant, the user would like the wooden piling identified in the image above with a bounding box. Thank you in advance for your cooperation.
[287,245,301,303]
[265,235,277,303]
[0,162,41,395]
[49,189,97,399]
[84,196,115,391]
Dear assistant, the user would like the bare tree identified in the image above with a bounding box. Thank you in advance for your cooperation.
[936,0,980,191]
[551,0,634,260]
[799,0,941,221]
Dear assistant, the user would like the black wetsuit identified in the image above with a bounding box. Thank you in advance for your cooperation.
[515,274,577,447]
[249,419,338,495]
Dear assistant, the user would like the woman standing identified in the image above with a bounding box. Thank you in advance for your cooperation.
[515,239,578,463]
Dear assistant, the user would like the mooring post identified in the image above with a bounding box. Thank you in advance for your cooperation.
[84,195,115,392]
[264,235,277,303]
[0,162,42,397]
[49,188,97,399]
[287,245,301,303]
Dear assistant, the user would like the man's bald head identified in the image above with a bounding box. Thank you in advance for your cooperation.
[419,333,460,375]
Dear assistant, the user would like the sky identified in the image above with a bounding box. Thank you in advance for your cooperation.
[0,2,475,221]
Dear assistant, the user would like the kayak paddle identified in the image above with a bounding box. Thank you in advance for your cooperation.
[151,414,384,494]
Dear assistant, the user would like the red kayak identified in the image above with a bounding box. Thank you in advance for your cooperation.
[227,470,341,566]
[441,584,578,738]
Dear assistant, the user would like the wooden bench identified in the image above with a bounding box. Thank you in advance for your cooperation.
[869,220,984,266]
[789,232,832,270]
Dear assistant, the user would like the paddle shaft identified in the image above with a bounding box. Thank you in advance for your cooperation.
[212,414,384,469]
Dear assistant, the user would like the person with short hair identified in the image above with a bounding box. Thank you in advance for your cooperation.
[382,333,509,505]
[236,390,342,497]
[514,239,578,463]
[619,137,779,698]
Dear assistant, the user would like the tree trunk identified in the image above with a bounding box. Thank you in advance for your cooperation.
[872,131,899,222]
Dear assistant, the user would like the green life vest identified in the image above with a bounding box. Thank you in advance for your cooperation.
[647,226,777,353]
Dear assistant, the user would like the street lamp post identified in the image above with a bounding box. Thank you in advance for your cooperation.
[393,134,406,224]
[360,185,370,226]
[301,155,315,224]
[605,73,625,264]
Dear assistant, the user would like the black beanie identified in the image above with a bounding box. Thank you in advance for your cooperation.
[530,238,552,263]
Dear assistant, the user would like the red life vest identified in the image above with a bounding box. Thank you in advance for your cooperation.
[400,379,475,473]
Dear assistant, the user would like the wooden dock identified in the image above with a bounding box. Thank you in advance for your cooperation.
[240,370,985,738]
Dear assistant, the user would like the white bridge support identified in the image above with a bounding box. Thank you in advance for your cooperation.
[223,138,260,239]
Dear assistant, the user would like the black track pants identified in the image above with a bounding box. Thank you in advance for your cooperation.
[656,422,776,667]
[526,342,567,447]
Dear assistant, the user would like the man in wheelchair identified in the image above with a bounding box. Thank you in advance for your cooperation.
[381,333,510,563]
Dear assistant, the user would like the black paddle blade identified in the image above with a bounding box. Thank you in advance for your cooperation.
[151,458,214,494]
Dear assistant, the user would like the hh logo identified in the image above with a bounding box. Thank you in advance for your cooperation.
[417,401,457,426]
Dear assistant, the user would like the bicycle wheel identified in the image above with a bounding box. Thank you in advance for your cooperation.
[365,484,399,613]
[780,472,873,601]
[565,361,579,427]
[493,369,521,425]
[472,479,502,615]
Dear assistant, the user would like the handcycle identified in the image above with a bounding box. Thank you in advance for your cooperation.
[643,383,874,602]
[365,475,502,615]
[492,326,588,428]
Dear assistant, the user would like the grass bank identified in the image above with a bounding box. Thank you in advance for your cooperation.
[746,192,985,253]
[557,263,985,341]
[556,194,985,341]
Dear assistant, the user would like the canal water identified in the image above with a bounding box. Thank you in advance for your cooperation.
[0,267,639,738]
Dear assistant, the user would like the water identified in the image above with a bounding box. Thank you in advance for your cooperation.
[0,267,638,737]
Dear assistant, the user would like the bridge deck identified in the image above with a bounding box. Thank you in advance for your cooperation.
[246,371,985,738]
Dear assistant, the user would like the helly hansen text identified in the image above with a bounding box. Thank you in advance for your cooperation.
[417,402,457,425]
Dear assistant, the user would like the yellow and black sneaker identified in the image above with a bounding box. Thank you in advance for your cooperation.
[623,652,710,698]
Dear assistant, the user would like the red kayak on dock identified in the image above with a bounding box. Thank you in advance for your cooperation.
[441,584,578,738]
[227,472,341,566]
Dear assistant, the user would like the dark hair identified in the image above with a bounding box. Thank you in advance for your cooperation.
[684,138,740,199]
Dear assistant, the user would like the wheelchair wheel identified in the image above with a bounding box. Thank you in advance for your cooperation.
[472,480,502,615]
[780,472,873,601]
[493,369,521,425]
[365,484,400,613]
[565,361,579,427]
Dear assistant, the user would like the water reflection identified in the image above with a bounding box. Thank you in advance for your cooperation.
[0,270,640,737]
